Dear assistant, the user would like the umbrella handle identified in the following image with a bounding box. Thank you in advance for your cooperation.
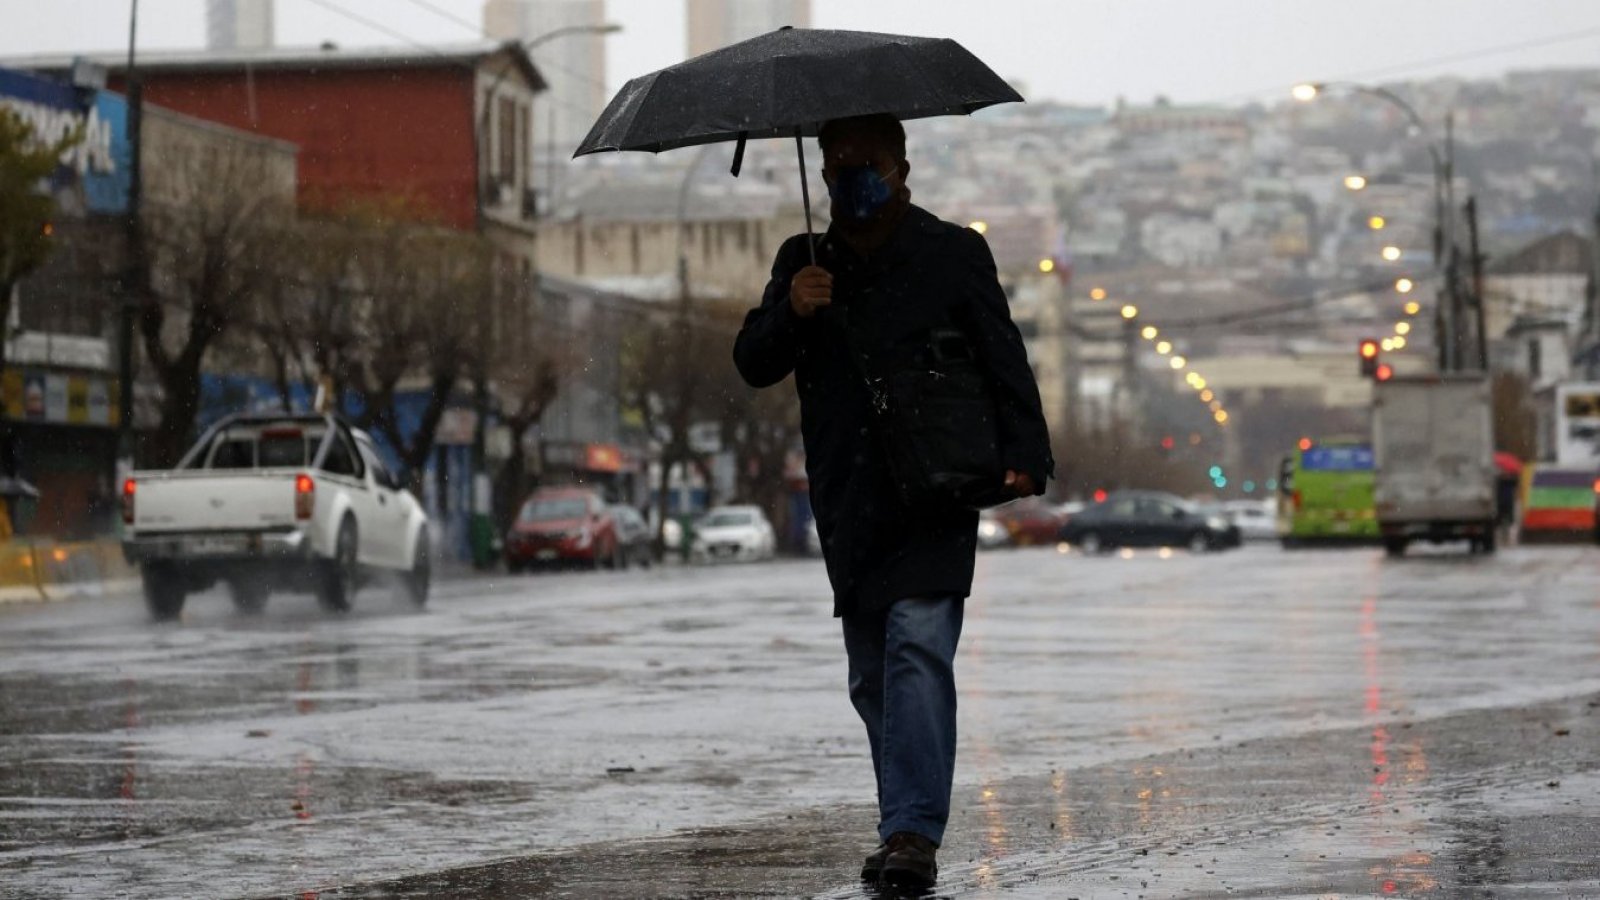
[794,129,817,266]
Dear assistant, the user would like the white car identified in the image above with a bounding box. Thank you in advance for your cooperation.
[690,505,777,564]
[1224,499,1278,542]
[122,413,431,619]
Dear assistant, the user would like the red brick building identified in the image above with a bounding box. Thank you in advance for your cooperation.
[20,42,545,238]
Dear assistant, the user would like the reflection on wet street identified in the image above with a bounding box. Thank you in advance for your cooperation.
[2,545,1599,898]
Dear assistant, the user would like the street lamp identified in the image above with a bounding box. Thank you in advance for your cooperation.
[1120,304,1139,320]
[1381,245,1402,262]
[1368,215,1386,230]
[1343,174,1368,191]
[1294,79,1460,369]
[1141,326,1158,340]
[1395,277,1414,293]
[1038,258,1055,273]
[1169,355,1187,370]
[1404,300,1422,316]
[1156,340,1172,355]
[1395,321,1412,336]
[1090,287,1107,301]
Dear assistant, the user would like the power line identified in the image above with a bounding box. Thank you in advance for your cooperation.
[394,0,481,35]
[297,0,451,58]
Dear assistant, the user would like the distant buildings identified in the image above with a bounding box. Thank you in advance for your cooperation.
[686,0,810,57]
[205,0,273,51]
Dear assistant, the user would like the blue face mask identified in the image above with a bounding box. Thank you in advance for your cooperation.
[828,164,895,221]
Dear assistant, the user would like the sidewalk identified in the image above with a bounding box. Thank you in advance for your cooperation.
[0,537,140,605]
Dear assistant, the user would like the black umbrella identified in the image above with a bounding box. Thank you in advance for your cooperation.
[573,27,1022,263]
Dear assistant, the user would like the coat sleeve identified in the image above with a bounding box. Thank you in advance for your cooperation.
[733,235,810,388]
[956,228,1055,490]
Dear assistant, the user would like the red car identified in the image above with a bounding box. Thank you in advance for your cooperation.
[505,487,622,572]
[992,497,1067,546]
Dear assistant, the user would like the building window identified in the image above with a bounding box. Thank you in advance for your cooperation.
[517,102,530,187]
[498,96,516,182]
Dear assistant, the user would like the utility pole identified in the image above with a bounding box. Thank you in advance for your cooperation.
[115,0,143,490]
[1466,196,1488,371]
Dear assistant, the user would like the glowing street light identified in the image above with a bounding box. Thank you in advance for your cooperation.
[1344,174,1368,191]
[1038,258,1056,273]
[1368,215,1386,230]
[1380,337,1395,352]
[1210,400,1223,412]
[1395,277,1415,293]
[1156,340,1172,355]
[1192,376,1207,390]
[1392,336,1407,349]
[1141,326,1159,340]
[1214,410,1229,424]
[968,220,988,234]
[1090,287,1107,301]
[1169,355,1187,370]
[1404,300,1421,316]
[1200,389,1214,403]
[1381,245,1402,262]
[1120,304,1139,320]
[1292,83,1320,102]
[1395,321,1411,335]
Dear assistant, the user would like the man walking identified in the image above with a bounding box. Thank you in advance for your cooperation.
[733,114,1053,890]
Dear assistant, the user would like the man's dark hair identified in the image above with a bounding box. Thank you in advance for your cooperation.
[818,114,907,162]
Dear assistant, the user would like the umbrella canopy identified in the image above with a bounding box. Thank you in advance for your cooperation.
[574,27,1023,158]
[1494,451,1523,477]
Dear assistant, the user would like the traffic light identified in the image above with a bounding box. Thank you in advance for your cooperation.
[1160,436,1175,452]
[1359,338,1380,378]
[1375,363,1394,382]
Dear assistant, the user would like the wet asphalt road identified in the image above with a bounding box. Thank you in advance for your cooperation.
[2,542,1599,899]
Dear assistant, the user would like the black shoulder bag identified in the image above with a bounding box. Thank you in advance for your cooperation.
[837,310,1010,511]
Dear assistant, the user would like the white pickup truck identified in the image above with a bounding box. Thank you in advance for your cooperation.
[122,413,431,620]
[1372,374,1498,556]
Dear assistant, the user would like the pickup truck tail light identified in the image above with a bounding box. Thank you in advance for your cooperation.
[121,479,136,525]
[294,473,315,520]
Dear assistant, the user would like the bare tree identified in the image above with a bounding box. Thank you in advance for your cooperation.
[138,141,291,466]
[487,271,571,530]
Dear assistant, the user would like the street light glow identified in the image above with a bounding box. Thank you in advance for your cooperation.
[1381,245,1402,261]
[1292,83,1320,102]
[968,220,988,234]
[1156,340,1172,355]
[1038,258,1055,273]
[1200,389,1214,402]
[1192,376,1207,390]
[1405,301,1421,316]
[1344,174,1368,191]
[1120,304,1138,319]
[1368,215,1386,230]
[1396,277,1415,293]
[1169,355,1187,369]
[1090,287,1107,301]
[1141,326,1158,340]
[1395,321,1411,335]
[1381,338,1395,352]
[1214,410,1229,424]
[1392,336,1407,349]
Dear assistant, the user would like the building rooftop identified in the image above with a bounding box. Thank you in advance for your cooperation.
[2,40,545,91]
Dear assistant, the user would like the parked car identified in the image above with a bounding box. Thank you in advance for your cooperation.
[505,487,621,571]
[121,413,430,620]
[609,504,655,568]
[690,505,776,564]
[1057,490,1241,553]
[992,496,1068,546]
[1224,499,1278,542]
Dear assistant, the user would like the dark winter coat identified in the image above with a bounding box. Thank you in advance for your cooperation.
[733,205,1054,618]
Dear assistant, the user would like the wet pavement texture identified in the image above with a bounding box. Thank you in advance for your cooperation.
[2,544,1598,898]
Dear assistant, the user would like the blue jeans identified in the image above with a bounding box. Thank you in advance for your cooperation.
[841,595,965,846]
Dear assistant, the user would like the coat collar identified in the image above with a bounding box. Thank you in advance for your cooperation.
[819,205,942,275]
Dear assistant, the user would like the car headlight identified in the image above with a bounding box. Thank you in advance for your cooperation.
[978,521,1003,539]
[1206,517,1228,530]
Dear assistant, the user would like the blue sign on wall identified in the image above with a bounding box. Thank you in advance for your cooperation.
[0,66,131,215]
[1302,446,1375,472]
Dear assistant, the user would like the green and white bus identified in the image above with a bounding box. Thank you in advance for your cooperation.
[1276,442,1380,546]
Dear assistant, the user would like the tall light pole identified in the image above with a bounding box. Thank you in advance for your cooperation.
[1294,81,1463,370]
[468,24,620,567]
[115,0,144,498]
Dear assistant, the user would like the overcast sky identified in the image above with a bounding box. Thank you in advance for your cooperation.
[2,0,1598,107]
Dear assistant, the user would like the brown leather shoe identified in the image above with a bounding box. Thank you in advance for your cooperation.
[881,831,938,889]
[860,842,889,881]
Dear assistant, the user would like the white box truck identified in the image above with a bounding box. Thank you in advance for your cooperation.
[1372,374,1497,556]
